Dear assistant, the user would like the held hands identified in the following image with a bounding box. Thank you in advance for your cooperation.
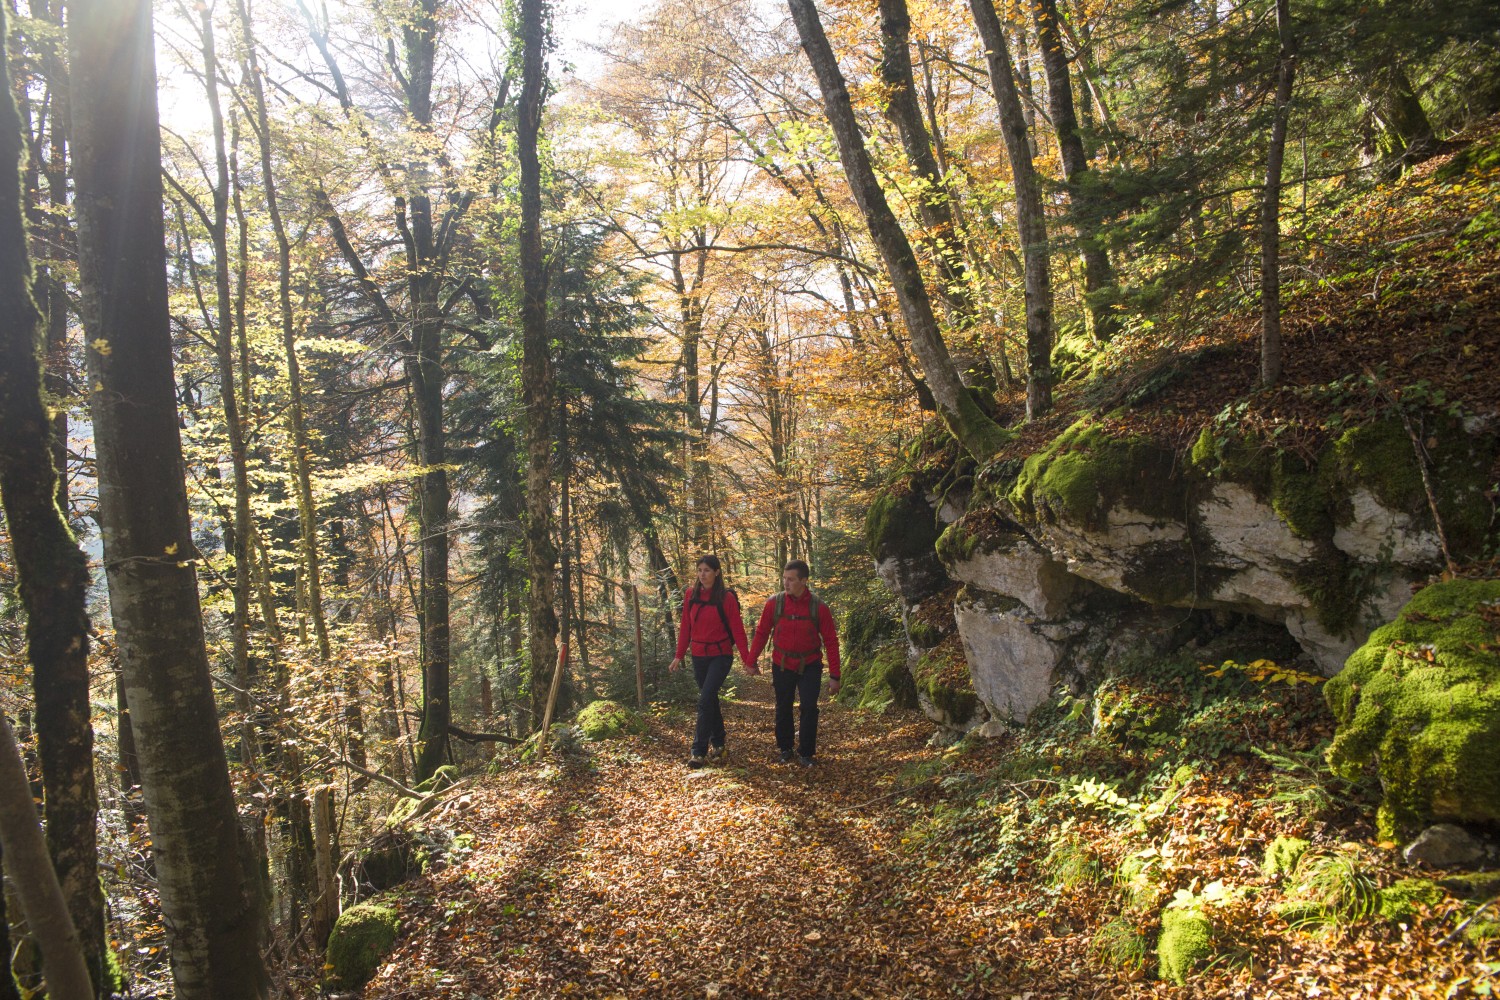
[827,677,841,698]
[669,657,683,673]
[744,658,761,676]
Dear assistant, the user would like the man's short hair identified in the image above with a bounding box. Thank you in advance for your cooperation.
[784,559,810,579]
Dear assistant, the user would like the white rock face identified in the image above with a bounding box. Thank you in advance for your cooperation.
[947,534,1078,619]
[1033,505,1188,594]
[954,591,1081,724]
[1334,488,1441,564]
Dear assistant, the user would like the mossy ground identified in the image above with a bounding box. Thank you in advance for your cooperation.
[575,699,647,741]
[325,901,400,991]
[1325,578,1500,841]
[837,642,918,713]
[1157,906,1213,985]
[1262,835,1310,878]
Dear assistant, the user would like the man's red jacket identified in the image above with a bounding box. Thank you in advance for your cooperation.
[748,591,840,679]
[674,587,752,662]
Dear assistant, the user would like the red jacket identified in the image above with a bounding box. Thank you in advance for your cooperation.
[674,586,752,662]
[749,590,840,678]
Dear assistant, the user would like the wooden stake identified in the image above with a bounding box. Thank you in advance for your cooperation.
[632,584,646,708]
[537,642,568,754]
[312,784,336,948]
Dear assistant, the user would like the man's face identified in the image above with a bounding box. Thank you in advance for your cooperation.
[783,568,807,596]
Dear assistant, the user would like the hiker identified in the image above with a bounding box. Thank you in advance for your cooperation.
[669,554,754,768]
[748,559,840,767]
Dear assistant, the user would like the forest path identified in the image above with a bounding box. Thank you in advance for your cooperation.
[359,677,1108,999]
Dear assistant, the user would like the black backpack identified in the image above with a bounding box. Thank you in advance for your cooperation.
[687,588,735,653]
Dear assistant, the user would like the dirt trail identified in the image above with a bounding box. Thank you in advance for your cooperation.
[360,678,1105,999]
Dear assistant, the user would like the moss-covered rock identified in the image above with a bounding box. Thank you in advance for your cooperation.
[912,636,980,727]
[575,700,647,741]
[838,643,918,713]
[413,764,458,794]
[1376,878,1445,922]
[1008,418,1184,529]
[325,901,400,991]
[1156,905,1213,985]
[1439,871,1500,900]
[865,485,942,562]
[1262,836,1310,879]
[1325,579,1500,841]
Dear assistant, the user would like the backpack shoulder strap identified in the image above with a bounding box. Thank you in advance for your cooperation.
[714,590,734,638]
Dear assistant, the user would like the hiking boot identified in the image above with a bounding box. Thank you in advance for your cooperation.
[687,755,707,769]
[797,755,814,768]
[707,745,725,762]
[778,750,795,764]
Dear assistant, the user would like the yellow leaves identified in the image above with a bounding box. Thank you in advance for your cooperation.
[90,338,112,356]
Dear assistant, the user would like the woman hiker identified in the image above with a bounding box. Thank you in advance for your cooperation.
[669,555,756,768]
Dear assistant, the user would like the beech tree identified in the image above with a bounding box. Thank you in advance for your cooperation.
[788,0,1011,460]
[68,1,268,995]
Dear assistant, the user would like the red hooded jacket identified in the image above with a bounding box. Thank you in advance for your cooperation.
[674,586,752,662]
[748,590,840,678]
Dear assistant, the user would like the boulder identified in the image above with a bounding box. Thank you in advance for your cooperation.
[325,901,400,992]
[1402,825,1490,869]
[1326,579,1500,842]
[953,589,1080,724]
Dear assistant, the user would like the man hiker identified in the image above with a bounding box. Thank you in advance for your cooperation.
[670,554,754,768]
[749,560,840,767]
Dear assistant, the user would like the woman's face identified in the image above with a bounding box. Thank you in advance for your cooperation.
[697,562,719,589]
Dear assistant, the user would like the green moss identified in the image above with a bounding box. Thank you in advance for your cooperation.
[1325,420,1424,515]
[1008,418,1184,529]
[865,486,942,562]
[912,639,979,725]
[1291,550,1368,636]
[1466,919,1500,943]
[937,393,1013,463]
[934,519,981,567]
[413,765,458,794]
[1439,871,1500,899]
[1326,579,1500,842]
[1156,905,1213,986]
[575,699,647,741]
[325,902,400,991]
[1376,878,1445,922]
[840,643,918,713]
[908,620,944,649]
[1262,836,1310,878]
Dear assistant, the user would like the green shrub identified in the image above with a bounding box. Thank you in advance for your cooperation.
[575,700,647,741]
[1290,849,1379,924]
[325,902,400,991]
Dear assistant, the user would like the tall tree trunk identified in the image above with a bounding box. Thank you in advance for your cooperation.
[788,0,1011,460]
[196,4,258,768]
[519,0,559,732]
[67,3,268,996]
[1030,0,1119,341]
[877,0,992,390]
[969,0,1055,418]
[1372,61,1436,169]
[1260,0,1297,387]
[0,9,107,992]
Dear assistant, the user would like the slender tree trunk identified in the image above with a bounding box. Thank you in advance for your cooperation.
[0,712,92,1000]
[1260,0,1297,387]
[68,3,268,996]
[0,842,17,1000]
[877,0,992,390]
[0,10,107,992]
[788,0,1010,460]
[519,0,559,732]
[969,0,1055,418]
[1031,0,1119,341]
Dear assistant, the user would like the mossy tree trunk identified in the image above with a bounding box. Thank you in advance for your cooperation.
[520,0,561,734]
[968,0,1055,419]
[788,0,1012,461]
[68,2,268,996]
[0,7,108,993]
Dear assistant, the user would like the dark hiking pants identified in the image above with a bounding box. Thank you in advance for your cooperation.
[691,654,733,757]
[772,660,823,758]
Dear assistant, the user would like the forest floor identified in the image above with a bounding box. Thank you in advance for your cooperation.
[348,674,1487,999]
